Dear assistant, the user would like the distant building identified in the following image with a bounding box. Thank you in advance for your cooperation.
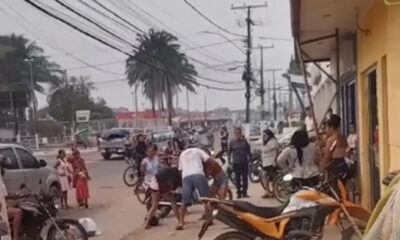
[111,107,129,113]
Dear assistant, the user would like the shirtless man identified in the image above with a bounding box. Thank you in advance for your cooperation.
[203,158,229,200]
[322,114,348,192]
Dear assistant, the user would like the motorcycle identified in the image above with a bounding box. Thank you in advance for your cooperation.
[248,150,262,183]
[198,174,370,240]
[15,190,88,240]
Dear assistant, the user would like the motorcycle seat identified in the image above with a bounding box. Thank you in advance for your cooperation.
[231,200,289,219]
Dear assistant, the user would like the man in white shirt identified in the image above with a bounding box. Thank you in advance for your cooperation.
[178,147,211,230]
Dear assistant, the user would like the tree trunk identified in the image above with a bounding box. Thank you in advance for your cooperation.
[165,79,173,126]
[160,96,165,111]
[151,99,156,118]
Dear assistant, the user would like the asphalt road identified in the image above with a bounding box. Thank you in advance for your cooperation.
[42,150,145,240]
[35,137,214,240]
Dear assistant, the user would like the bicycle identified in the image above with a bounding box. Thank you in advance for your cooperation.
[123,157,140,187]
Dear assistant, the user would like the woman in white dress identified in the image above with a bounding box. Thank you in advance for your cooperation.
[55,150,72,209]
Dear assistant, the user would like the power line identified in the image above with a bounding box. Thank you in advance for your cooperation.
[75,0,142,35]
[1,1,124,76]
[24,0,244,90]
[45,1,239,73]
[65,60,124,71]
[80,77,245,91]
[54,0,138,49]
[91,0,234,66]
[87,0,145,34]
[184,0,245,38]
[125,0,231,63]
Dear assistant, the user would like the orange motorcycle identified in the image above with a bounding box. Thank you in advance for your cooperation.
[198,174,370,240]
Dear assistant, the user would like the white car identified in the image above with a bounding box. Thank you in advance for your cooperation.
[0,143,61,196]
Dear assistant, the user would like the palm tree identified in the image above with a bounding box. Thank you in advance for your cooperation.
[0,34,62,93]
[125,29,198,124]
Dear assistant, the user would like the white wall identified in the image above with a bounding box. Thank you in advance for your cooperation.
[310,63,337,124]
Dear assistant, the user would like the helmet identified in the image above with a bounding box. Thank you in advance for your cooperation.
[79,218,100,237]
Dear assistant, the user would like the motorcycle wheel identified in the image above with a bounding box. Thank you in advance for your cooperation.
[123,166,139,187]
[273,174,291,203]
[158,206,172,218]
[47,219,88,240]
[249,164,261,183]
[214,231,251,240]
[249,158,261,183]
[260,171,273,196]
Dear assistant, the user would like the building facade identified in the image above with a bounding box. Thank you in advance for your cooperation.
[290,0,400,209]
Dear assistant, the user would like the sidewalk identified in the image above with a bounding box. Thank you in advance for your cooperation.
[122,184,341,240]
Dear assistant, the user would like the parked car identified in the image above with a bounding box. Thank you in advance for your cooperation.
[0,143,61,197]
[99,128,137,160]
[164,130,175,139]
[151,131,163,142]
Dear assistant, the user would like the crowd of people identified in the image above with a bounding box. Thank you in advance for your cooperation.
[0,107,361,239]
[137,111,360,231]
[54,148,91,210]
[131,129,230,230]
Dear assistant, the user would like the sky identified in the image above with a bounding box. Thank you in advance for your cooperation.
[0,0,293,112]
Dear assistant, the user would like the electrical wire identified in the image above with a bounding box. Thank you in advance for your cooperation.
[87,0,145,34]
[54,0,138,49]
[184,0,245,38]
[123,0,233,64]
[182,39,241,51]
[24,0,244,90]
[52,0,244,82]
[1,0,125,76]
[75,0,142,35]
[72,76,246,92]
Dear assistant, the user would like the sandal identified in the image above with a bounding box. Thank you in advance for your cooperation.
[175,225,184,231]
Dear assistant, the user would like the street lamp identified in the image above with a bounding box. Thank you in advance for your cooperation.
[199,31,246,54]
[24,58,39,149]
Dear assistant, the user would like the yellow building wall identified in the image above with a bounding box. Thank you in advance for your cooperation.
[357,0,400,209]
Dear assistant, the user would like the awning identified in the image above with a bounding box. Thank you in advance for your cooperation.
[290,0,373,61]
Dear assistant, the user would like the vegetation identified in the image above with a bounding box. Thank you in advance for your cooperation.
[47,76,114,121]
[0,34,114,126]
[125,29,198,124]
[0,34,62,92]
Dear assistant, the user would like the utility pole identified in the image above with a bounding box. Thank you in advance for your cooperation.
[134,85,139,127]
[186,89,190,128]
[260,46,265,120]
[255,45,273,120]
[204,95,208,127]
[264,68,282,121]
[25,59,38,149]
[232,2,267,123]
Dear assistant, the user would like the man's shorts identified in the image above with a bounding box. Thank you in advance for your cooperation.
[211,173,228,189]
[182,174,210,205]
